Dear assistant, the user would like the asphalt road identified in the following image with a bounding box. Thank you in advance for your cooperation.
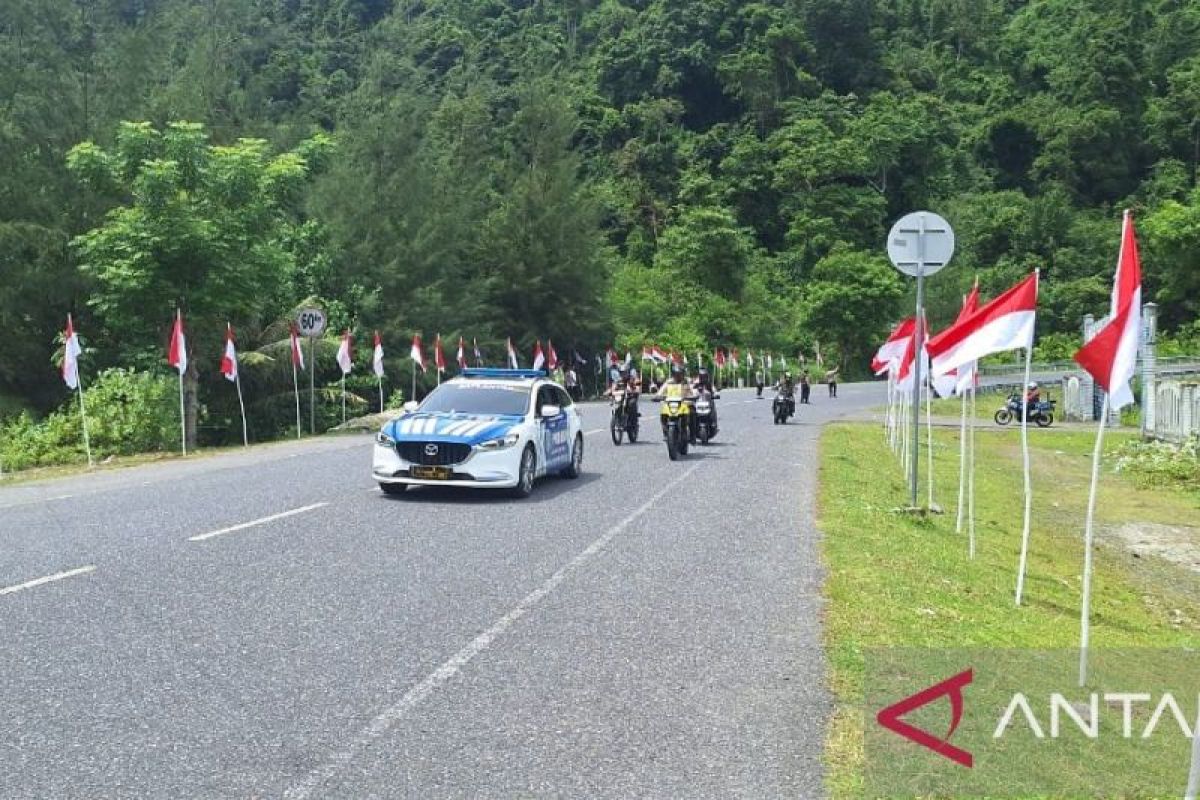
[1,381,880,799]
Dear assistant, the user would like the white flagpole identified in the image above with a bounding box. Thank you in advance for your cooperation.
[292,356,302,440]
[411,362,416,404]
[968,383,977,559]
[956,389,967,533]
[341,374,346,424]
[1186,700,1200,800]
[1015,343,1035,605]
[77,380,94,467]
[235,372,248,447]
[177,369,187,456]
[925,374,934,509]
[378,376,384,412]
[1078,394,1109,687]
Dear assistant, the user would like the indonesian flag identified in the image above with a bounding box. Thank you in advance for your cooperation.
[642,345,654,362]
[411,333,426,372]
[457,336,467,369]
[336,329,353,375]
[954,282,982,394]
[290,324,305,370]
[373,331,385,378]
[731,348,740,368]
[714,348,726,368]
[168,310,187,375]
[220,323,238,382]
[872,318,916,375]
[927,272,1039,379]
[1074,211,1142,409]
[62,314,82,389]
[507,337,519,369]
[434,333,446,373]
[895,329,923,392]
[532,340,546,371]
[925,310,958,398]
[473,338,483,366]
[547,340,559,370]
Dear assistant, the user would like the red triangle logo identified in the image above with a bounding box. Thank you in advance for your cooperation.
[876,668,974,767]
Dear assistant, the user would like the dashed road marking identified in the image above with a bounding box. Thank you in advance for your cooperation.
[0,565,96,596]
[189,502,328,542]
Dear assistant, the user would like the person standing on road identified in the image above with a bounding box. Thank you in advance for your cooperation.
[755,369,765,397]
[565,365,581,401]
[800,371,811,404]
[825,365,839,398]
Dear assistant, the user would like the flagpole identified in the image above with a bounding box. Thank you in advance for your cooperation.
[925,373,934,509]
[77,381,94,467]
[412,360,416,404]
[235,372,248,447]
[956,389,967,533]
[378,376,384,412]
[1078,395,1109,686]
[969,382,976,558]
[308,336,316,434]
[1015,341,1035,605]
[177,368,187,456]
[1186,701,1200,800]
[341,373,347,424]
[292,356,302,440]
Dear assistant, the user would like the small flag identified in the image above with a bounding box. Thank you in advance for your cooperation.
[411,333,426,372]
[336,329,353,375]
[373,331,385,378]
[871,319,916,375]
[434,333,446,373]
[62,314,82,389]
[457,336,467,369]
[473,337,483,366]
[532,340,546,371]
[547,339,559,370]
[168,310,187,375]
[220,323,238,382]
[290,323,305,370]
[507,337,519,369]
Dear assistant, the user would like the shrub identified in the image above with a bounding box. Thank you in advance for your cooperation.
[1112,436,1200,490]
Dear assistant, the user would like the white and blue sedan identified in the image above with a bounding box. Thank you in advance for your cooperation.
[373,369,584,497]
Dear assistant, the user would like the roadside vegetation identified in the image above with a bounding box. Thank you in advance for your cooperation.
[817,422,1200,798]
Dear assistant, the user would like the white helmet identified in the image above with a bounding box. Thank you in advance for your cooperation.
[1028,382,1038,390]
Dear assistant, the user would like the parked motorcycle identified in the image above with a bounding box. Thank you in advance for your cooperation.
[692,390,720,444]
[654,388,692,461]
[994,393,1056,427]
[773,388,796,424]
[609,387,640,445]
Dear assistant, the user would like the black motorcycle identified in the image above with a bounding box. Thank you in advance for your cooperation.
[609,387,640,445]
[995,393,1056,428]
[773,388,796,424]
[692,389,720,444]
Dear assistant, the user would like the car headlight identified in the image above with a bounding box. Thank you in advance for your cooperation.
[476,432,520,451]
[376,431,396,447]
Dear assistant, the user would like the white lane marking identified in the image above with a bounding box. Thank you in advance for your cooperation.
[188,502,328,542]
[282,462,703,800]
[583,428,605,436]
[0,565,96,596]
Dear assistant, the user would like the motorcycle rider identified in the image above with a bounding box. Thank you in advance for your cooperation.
[606,366,641,419]
[1025,381,1041,406]
[692,366,718,433]
[775,370,798,417]
[656,364,695,436]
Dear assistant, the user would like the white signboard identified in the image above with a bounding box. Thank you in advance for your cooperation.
[296,307,327,338]
[887,212,955,277]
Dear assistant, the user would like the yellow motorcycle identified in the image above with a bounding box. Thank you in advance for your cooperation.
[655,383,691,461]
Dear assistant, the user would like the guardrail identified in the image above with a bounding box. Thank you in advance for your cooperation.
[979,356,1200,378]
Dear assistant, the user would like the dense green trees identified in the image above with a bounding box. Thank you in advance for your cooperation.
[3,0,1200,450]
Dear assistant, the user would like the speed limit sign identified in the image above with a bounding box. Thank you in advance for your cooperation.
[296,307,327,337]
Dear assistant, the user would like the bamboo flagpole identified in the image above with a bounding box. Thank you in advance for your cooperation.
[1077,395,1108,686]
[968,382,977,558]
[955,389,967,532]
[62,314,94,467]
[167,309,188,456]
[1186,704,1200,800]
[373,331,385,412]
[1014,340,1035,605]
[220,323,248,448]
[335,329,353,425]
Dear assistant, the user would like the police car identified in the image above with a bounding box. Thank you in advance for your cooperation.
[373,369,584,497]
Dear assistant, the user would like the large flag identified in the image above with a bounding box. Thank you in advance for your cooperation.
[336,329,353,374]
[507,337,519,368]
[373,331,385,378]
[456,336,467,369]
[168,310,187,375]
[926,272,1039,378]
[62,314,82,389]
[547,340,559,370]
[220,324,239,382]
[872,318,916,375]
[532,340,546,371]
[1074,212,1142,409]
[434,333,446,373]
[410,333,426,372]
[290,323,305,370]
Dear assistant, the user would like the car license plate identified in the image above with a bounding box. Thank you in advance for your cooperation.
[411,465,451,480]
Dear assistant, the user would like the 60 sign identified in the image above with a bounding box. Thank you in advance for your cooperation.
[296,308,327,337]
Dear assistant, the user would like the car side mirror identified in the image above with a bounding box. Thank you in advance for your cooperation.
[402,400,419,413]
[540,404,561,418]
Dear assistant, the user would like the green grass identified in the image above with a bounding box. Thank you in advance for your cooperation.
[818,423,1200,799]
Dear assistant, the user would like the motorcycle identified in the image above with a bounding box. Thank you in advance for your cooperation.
[609,387,640,445]
[773,388,796,424]
[994,393,1056,427]
[654,388,692,461]
[692,389,719,444]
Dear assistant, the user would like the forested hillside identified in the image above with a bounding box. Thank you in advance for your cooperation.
[3,0,1200,441]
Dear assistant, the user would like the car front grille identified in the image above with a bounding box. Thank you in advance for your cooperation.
[397,441,472,466]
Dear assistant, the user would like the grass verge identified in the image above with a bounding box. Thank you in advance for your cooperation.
[818,422,1200,799]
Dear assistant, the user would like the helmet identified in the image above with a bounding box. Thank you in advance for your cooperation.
[1028,382,1038,390]
[671,363,684,377]
[698,366,709,376]
[784,371,792,379]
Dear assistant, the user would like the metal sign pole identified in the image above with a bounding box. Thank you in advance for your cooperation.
[910,215,926,506]
[309,336,316,434]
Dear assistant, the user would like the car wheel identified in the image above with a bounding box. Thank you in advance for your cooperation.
[379,482,409,496]
[562,434,583,478]
[512,445,537,498]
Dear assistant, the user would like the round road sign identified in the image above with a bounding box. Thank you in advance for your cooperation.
[887,211,955,277]
[296,307,327,337]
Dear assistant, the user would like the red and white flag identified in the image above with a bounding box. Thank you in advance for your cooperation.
[1074,212,1142,409]
[872,318,916,375]
[456,336,467,369]
[372,331,385,378]
[927,272,1039,379]
[411,333,426,372]
[290,323,305,370]
[731,348,740,368]
[167,310,187,375]
[434,333,446,373]
[473,338,483,366]
[506,337,519,369]
[547,340,559,370]
[336,329,353,375]
[532,340,546,371]
[220,323,238,382]
[62,314,82,389]
[895,330,924,392]
[953,282,982,394]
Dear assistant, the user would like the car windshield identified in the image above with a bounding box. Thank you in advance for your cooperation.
[418,383,530,416]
